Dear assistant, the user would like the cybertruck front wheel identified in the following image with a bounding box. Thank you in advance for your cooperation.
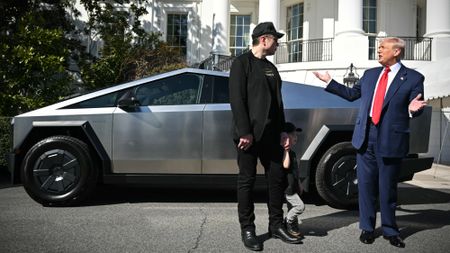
[21,136,97,206]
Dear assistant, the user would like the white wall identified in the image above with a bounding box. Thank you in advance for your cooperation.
[378,0,417,37]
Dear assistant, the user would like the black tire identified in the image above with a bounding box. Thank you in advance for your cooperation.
[21,136,97,206]
[315,142,358,209]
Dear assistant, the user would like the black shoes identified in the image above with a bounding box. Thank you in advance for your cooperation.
[359,230,375,244]
[285,218,303,238]
[383,235,405,248]
[359,231,405,248]
[271,226,303,244]
[241,230,263,251]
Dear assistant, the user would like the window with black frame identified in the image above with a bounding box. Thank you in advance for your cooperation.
[200,75,229,104]
[167,13,188,55]
[135,74,202,106]
[364,0,377,59]
[230,15,251,56]
[63,90,127,109]
[286,3,304,63]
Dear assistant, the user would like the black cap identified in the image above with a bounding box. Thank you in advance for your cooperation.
[251,22,284,40]
[283,122,302,133]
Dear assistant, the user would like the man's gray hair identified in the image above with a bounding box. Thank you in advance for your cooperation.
[381,37,406,59]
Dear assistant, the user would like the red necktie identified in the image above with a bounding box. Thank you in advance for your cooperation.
[372,66,390,125]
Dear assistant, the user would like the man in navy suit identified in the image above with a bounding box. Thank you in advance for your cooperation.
[314,37,427,248]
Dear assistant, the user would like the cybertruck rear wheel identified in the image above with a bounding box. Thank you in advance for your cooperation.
[315,142,358,209]
[21,136,97,206]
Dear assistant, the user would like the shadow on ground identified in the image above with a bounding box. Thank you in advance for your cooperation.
[81,181,450,207]
[83,184,323,207]
[0,168,12,189]
[398,183,450,205]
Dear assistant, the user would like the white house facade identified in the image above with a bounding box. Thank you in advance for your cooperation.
[75,0,450,93]
[111,0,450,93]
[75,0,450,164]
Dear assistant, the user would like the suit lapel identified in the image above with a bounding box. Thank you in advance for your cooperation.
[366,67,382,112]
[368,67,383,99]
[382,64,407,108]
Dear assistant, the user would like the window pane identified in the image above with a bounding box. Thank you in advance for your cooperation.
[212,76,229,103]
[244,25,250,34]
[237,26,243,35]
[230,38,235,47]
[237,16,243,25]
[229,15,251,56]
[236,37,243,47]
[369,8,376,20]
[363,0,377,33]
[244,15,250,24]
[136,74,201,106]
[65,91,124,108]
[167,13,188,55]
[369,22,376,33]
[287,3,304,42]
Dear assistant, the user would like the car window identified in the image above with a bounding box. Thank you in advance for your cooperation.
[135,73,203,105]
[200,75,229,104]
[63,90,127,109]
[212,76,229,103]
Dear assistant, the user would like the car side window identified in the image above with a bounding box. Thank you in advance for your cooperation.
[212,76,229,103]
[135,74,202,106]
[63,90,126,109]
[200,75,229,104]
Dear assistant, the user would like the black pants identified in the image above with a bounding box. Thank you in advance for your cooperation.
[236,132,286,231]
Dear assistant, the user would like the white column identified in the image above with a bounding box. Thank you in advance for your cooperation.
[425,0,450,60]
[336,0,364,36]
[257,0,280,62]
[334,0,367,63]
[211,0,230,56]
[258,0,280,28]
[425,0,450,37]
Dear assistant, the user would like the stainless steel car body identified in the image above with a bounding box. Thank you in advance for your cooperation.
[9,68,433,207]
[12,68,429,174]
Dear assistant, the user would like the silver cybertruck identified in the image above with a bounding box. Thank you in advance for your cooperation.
[8,68,433,209]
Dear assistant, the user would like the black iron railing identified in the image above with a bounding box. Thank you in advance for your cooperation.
[368,36,432,61]
[197,48,250,72]
[274,38,333,64]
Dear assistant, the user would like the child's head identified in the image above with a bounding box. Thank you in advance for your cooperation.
[283,122,302,146]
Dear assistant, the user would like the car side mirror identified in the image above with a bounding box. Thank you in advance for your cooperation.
[118,96,140,108]
[118,91,141,110]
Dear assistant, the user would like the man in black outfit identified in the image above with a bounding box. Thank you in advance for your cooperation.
[229,22,302,251]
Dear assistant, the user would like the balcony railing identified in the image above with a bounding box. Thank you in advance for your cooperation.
[274,38,333,64]
[195,36,432,72]
[197,48,250,72]
[368,36,432,61]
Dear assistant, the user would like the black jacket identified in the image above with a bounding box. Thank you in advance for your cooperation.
[285,151,300,195]
[229,51,286,141]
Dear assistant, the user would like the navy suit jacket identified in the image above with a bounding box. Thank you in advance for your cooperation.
[325,64,424,158]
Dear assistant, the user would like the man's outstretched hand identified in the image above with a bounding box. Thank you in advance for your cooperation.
[409,94,427,113]
[313,71,331,83]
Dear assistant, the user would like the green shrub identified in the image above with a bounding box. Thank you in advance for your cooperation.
[0,117,12,169]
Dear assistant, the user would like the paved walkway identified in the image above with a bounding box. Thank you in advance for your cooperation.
[406,163,450,189]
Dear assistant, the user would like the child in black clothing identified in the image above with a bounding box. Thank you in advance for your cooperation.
[282,122,305,238]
